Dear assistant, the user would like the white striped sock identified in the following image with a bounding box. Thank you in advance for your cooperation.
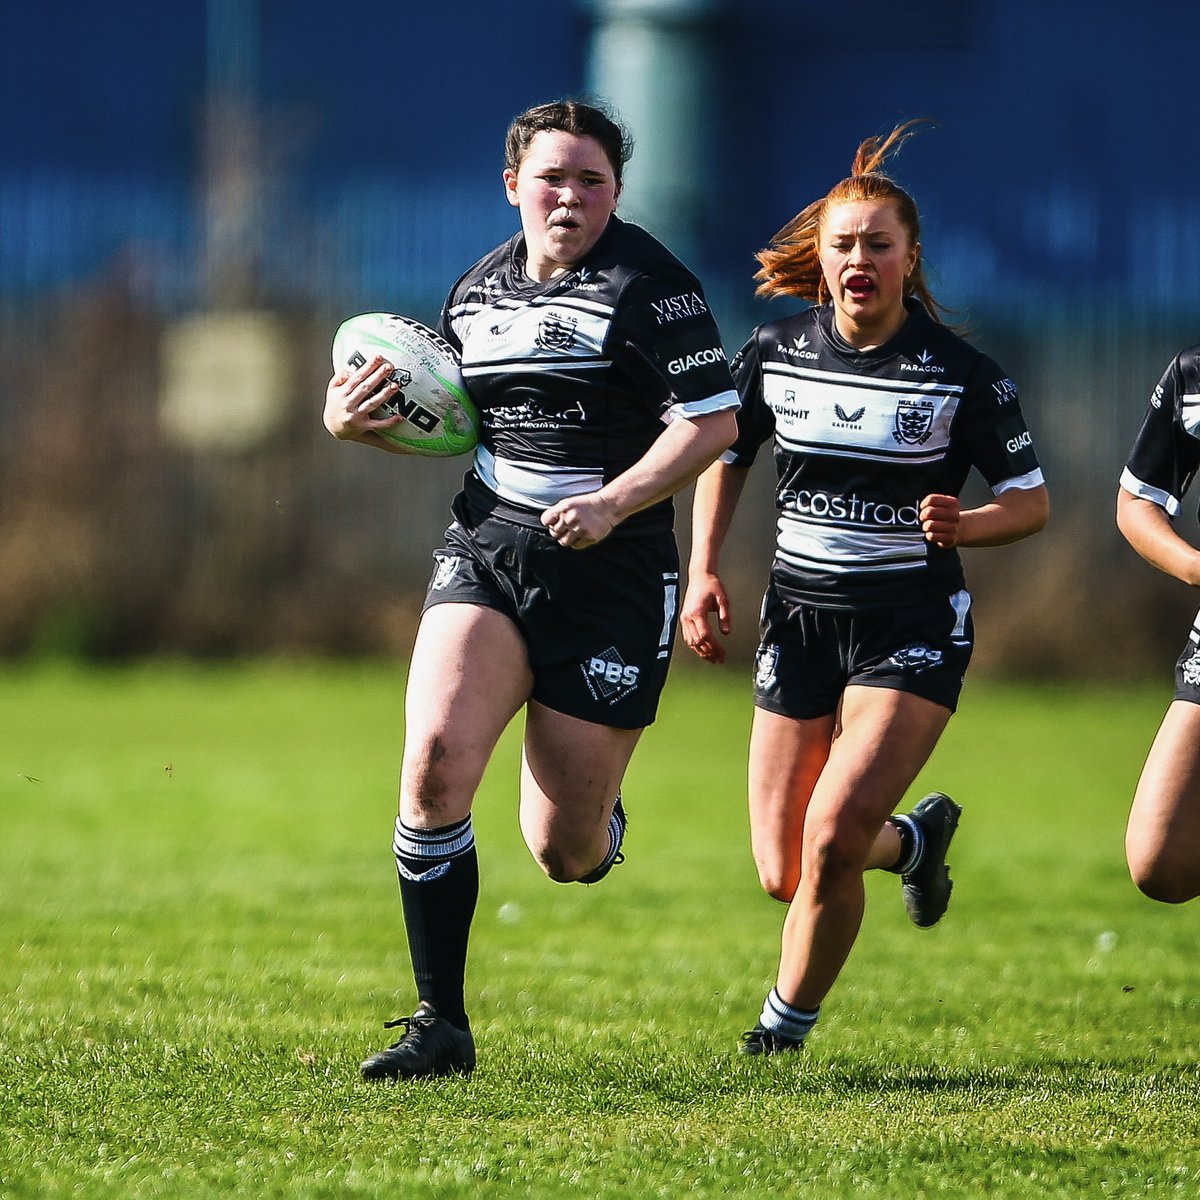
[760,989,819,1042]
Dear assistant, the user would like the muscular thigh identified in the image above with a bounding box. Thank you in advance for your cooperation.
[804,685,951,845]
[747,707,836,897]
[1128,700,1200,857]
[519,701,641,865]
[748,686,950,893]
[400,603,533,826]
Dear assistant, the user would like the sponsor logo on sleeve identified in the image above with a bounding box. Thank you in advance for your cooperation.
[1151,383,1164,409]
[1006,430,1033,454]
[667,346,727,376]
[651,291,709,324]
[992,378,1019,404]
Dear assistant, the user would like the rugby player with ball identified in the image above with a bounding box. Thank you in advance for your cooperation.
[324,99,738,1081]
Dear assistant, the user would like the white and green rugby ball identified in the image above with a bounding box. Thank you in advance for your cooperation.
[332,312,480,457]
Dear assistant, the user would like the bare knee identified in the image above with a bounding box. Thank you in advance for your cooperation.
[527,836,590,883]
[800,824,866,903]
[1128,849,1200,904]
[757,858,799,903]
[401,735,472,824]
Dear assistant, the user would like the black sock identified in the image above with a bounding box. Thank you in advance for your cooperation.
[392,814,478,1028]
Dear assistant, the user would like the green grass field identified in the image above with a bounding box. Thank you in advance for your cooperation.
[2,661,1198,1198]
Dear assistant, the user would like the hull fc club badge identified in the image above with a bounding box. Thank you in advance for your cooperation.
[893,397,935,445]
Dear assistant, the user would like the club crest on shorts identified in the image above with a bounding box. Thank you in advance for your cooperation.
[581,646,641,704]
[754,643,780,691]
[893,397,935,445]
[1182,649,1200,688]
[889,642,944,673]
[430,553,461,591]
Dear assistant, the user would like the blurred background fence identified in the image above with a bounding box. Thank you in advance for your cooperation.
[3,0,1200,675]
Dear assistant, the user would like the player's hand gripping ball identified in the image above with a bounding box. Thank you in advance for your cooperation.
[331,313,480,457]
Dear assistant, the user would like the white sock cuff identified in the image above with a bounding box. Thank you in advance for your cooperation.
[761,989,820,1041]
[392,814,475,863]
[892,813,924,874]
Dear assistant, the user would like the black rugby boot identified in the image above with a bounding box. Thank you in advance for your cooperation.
[901,791,962,928]
[739,1024,805,1056]
[360,1002,475,1081]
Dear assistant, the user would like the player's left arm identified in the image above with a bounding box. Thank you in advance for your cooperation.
[923,360,1049,548]
[920,484,1050,549]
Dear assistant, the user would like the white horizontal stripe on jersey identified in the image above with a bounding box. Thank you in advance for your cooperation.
[474,443,603,509]
[773,433,951,465]
[1119,466,1180,517]
[456,296,615,369]
[449,292,617,323]
[776,515,929,574]
[462,358,611,379]
[762,364,962,461]
[669,387,740,420]
[1181,392,1200,438]
[993,468,1046,494]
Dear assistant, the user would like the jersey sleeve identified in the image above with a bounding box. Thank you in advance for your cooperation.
[721,331,776,468]
[954,356,1045,493]
[1119,352,1200,517]
[436,271,470,356]
[614,271,739,420]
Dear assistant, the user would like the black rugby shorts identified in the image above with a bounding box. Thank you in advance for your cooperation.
[1172,606,1200,704]
[422,509,679,730]
[752,580,974,719]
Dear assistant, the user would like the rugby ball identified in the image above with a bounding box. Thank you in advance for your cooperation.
[331,312,480,457]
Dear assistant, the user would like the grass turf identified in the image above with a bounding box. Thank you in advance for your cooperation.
[1,661,1198,1197]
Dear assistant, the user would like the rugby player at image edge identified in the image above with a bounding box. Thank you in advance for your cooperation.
[1119,347,1200,905]
[324,99,739,1081]
[681,120,1049,1056]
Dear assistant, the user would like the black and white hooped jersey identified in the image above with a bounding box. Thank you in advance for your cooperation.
[726,300,1044,609]
[439,216,738,536]
[1119,345,1200,518]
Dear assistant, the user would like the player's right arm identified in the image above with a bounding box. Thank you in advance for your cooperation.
[1117,349,1200,584]
[681,459,751,664]
[1117,489,1200,587]
[323,355,413,453]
